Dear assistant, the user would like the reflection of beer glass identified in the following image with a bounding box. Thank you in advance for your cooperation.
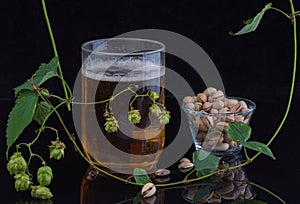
[80,38,165,174]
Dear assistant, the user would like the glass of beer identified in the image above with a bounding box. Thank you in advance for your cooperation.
[80,38,165,174]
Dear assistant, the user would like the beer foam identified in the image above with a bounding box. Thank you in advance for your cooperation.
[82,59,165,82]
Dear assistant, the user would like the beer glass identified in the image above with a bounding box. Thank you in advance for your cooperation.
[80,38,165,174]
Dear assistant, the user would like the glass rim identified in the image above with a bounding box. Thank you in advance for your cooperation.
[81,37,166,56]
[182,96,256,116]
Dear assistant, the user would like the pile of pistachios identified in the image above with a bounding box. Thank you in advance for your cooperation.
[183,87,251,152]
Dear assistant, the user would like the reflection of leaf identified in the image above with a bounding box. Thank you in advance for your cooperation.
[14,57,58,95]
[193,150,220,175]
[241,141,275,159]
[226,122,251,142]
[231,197,267,204]
[230,3,272,35]
[133,168,151,185]
[34,101,51,125]
[132,194,143,204]
[6,90,38,154]
[193,185,211,203]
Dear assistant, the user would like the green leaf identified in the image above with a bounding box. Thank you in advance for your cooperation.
[34,101,52,125]
[230,3,272,35]
[193,185,212,203]
[133,168,151,185]
[6,90,38,154]
[193,150,220,175]
[14,57,58,95]
[241,141,275,159]
[226,122,252,142]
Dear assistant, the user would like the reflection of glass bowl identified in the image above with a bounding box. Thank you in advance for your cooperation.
[181,154,256,203]
[182,96,256,156]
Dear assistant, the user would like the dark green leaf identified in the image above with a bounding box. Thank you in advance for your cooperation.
[14,57,58,95]
[241,141,275,159]
[230,3,272,35]
[193,150,220,175]
[6,90,38,154]
[226,122,251,142]
[133,168,151,185]
[193,185,212,203]
[34,101,52,125]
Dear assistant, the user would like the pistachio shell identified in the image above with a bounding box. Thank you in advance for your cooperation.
[155,169,170,177]
[213,143,230,151]
[225,114,235,123]
[203,87,217,96]
[212,90,225,101]
[194,102,202,111]
[185,102,195,110]
[203,102,212,112]
[141,183,156,198]
[183,96,195,104]
[209,108,218,114]
[197,93,207,103]
[178,161,194,169]
[179,158,191,163]
[235,115,244,122]
[212,100,225,110]
[225,99,239,107]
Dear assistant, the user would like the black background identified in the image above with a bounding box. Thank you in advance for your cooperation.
[1,0,300,203]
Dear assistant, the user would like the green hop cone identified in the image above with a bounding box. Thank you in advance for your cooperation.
[7,152,27,175]
[37,166,53,186]
[128,109,141,124]
[31,185,53,200]
[149,91,159,101]
[104,116,119,133]
[159,110,171,125]
[149,103,162,117]
[14,173,30,191]
[49,140,66,160]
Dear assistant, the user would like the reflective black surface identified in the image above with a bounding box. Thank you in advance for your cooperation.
[1,0,300,203]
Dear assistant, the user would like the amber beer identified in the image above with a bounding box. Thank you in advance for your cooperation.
[80,38,165,174]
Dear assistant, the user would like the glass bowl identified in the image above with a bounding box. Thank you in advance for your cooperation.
[182,96,256,156]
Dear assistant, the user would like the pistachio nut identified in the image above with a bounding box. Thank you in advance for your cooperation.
[141,183,156,198]
[196,93,207,103]
[212,100,224,110]
[235,115,244,122]
[203,87,217,96]
[225,99,239,107]
[213,143,230,151]
[211,90,225,101]
[178,161,194,169]
[155,169,170,177]
[202,102,212,112]
[185,102,195,110]
[225,114,235,123]
[183,96,195,104]
[194,102,202,111]
[179,158,191,163]
[209,108,218,114]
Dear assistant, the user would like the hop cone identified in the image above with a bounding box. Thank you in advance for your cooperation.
[37,166,53,186]
[49,140,66,160]
[31,185,53,200]
[7,152,27,175]
[128,109,141,124]
[104,116,119,133]
[14,173,30,191]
